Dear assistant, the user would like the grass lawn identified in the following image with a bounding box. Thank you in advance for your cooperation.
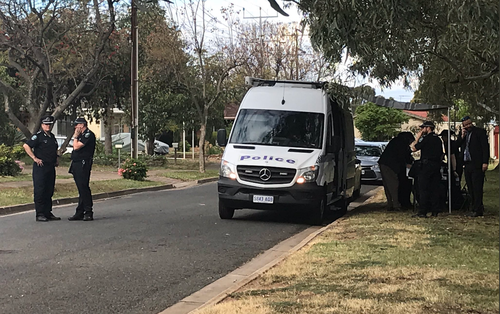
[161,169,219,181]
[198,169,499,314]
[0,174,73,183]
[0,179,163,207]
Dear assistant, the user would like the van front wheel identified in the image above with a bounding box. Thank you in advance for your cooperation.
[311,196,327,225]
[219,201,235,219]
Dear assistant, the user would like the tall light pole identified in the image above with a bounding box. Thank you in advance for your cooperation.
[130,0,139,158]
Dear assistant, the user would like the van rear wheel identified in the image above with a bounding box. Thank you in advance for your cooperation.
[219,201,235,219]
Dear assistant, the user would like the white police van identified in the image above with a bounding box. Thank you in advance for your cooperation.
[216,77,361,224]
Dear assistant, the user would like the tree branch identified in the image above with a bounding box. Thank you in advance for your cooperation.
[4,94,31,138]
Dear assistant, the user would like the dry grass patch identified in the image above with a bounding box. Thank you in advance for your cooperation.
[198,182,498,314]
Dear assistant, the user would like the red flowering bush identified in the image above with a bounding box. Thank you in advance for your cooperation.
[118,158,148,181]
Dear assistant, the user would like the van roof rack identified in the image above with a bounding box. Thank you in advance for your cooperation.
[245,76,327,89]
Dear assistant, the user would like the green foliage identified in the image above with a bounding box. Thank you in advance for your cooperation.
[0,144,22,176]
[355,102,409,141]
[0,112,22,146]
[298,0,498,122]
[119,158,148,181]
[178,140,191,153]
[93,153,118,166]
[138,154,167,167]
[204,141,224,155]
[207,131,217,146]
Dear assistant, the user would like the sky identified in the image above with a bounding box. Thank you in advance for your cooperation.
[168,0,415,102]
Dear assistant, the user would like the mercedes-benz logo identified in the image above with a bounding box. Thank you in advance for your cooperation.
[259,168,272,181]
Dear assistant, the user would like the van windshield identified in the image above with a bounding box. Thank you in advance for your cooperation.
[229,109,324,149]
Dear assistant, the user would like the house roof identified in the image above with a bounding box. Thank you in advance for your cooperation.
[404,110,449,122]
[224,103,239,120]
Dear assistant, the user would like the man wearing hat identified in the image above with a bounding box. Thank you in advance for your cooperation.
[23,115,61,222]
[68,117,96,221]
[410,121,443,217]
[456,116,489,217]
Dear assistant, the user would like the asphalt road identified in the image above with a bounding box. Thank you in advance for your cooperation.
[0,183,377,314]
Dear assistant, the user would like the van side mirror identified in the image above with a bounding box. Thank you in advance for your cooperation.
[217,129,227,147]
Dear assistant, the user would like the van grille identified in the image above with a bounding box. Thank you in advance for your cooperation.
[237,166,296,184]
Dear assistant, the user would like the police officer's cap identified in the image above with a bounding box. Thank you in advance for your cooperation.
[438,130,454,137]
[41,115,54,124]
[73,117,87,125]
[419,121,435,128]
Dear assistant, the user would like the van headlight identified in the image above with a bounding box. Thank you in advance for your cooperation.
[220,160,237,180]
[296,165,318,184]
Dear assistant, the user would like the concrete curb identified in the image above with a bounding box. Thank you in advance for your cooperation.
[0,177,219,216]
[159,186,384,314]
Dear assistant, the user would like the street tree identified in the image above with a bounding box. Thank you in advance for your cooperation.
[168,0,246,172]
[0,0,117,138]
[355,102,409,141]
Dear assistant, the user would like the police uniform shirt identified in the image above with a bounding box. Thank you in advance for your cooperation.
[71,129,96,161]
[25,131,58,164]
[415,132,443,162]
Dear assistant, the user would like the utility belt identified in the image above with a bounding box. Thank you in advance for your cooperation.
[69,158,93,174]
[72,158,93,164]
[421,159,440,165]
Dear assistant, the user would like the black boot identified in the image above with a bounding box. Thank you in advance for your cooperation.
[68,214,84,221]
[46,213,61,220]
[83,212,93,221]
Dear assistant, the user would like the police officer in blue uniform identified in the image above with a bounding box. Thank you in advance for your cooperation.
[411,121,444,217]
[68,118,96,221]
[23,115,61,222]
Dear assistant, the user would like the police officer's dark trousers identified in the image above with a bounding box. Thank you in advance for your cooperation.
[464,163,484,214]
[71,160,93,216]
[417,160,441,215]
[32,162,55,217]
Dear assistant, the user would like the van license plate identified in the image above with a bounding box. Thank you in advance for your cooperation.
[253,195,274,204]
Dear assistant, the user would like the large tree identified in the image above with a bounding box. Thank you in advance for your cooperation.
[355,102,409,141]
[271,0,498,120]
[0,0,116,138]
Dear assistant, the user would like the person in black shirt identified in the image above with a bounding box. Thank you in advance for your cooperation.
[411,121,443,217]
[378,132,415,211]
[68,118,96,221]
[456,115,489,217]
[23,115,61,222]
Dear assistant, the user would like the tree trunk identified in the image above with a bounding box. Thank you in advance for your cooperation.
[104,109,113,155]
[146,138,155,155]
[198,113,208,173]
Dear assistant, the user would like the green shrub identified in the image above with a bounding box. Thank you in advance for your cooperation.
[118,158,148,181]
[93,153,118,166]
[139,154,167,167]
[178,140,191,153]
[204,141,224,156]
[207,131,217,146]
[0,144,22,176]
